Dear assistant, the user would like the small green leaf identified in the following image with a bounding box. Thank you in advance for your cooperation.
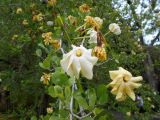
[36,49,42,57]
[31,116,37,120]
[74,91,88,109]
[87,88,96,110]
[48,85,64,99]
[82,117,94,120]
[97,85,108,105]
[48,86,55,98]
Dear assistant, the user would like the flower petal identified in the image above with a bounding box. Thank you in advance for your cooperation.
[116,83,125,101]
[130,76,143,82]
[128,82,142,89]
[71,56,81,79]
[109,70,120,80]
[79,57,93,79]
[125,85,135,101]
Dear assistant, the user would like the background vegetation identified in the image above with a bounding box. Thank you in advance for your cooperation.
[0,0,160,120]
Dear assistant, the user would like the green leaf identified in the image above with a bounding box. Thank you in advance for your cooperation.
[54,85,64,99]
[82,117,94,120]
[31,116,37,120]
[51,69,74,86]
[39,55,51,70]
[74,91,89,109]
[87,88,97,110]
[36,49,42,57]
[48,86,55,98]
[97,85,108,105]
[48,85,64,99]
[64,86,71,104]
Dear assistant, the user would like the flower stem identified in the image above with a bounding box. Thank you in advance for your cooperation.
[74,36,90,39]
[75,23,86,32]
[104,31,111,37]
[57,15,72,44]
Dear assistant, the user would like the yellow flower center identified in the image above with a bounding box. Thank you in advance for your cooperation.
[123,75,130,82]
[76,49,82,57]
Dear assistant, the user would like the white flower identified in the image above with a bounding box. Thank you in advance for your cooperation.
[109,23,121,35]
[87,29,97,44]
[60,45,98,79]
[47,21,54,26]
[108,67,143,101]
[94,17,103,26]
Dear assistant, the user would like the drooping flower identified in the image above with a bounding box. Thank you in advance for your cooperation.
[22,19,28,25]
[50,39,61,49]
[48,0,57,6]
[47,21,54,26]
[92,46,107,61]
[47,107,53,113]
[67,15,77,25]
[12,34,18,40]
[87,29,97,44]
[60,45,98,79]
[84,16,103,29]
[16,8,23,14]
[42,32,53,45]
[108,67,143,101]
[32,13,43,22]
[79,4,91,13]
[94,17,103,26]
[40,73,51,85]
[109,23,121,35]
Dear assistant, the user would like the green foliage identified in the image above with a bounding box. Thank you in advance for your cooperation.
[0,0,160,120]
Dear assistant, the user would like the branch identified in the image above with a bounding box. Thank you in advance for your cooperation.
[150,30,160,46]
[126,0,145,45]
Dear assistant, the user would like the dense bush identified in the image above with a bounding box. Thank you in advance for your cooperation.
[0,0,160,120]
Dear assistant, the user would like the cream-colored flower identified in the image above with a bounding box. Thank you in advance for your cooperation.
[84,16,103,29]
[22,19,28,25]
[87,29,97,44]
[12,34,18,40]
[94,17,103,26]
[109,23,121,35]
[67,15,77,25]
[47,21,54,26]
[60,45,98,79]
[126,112,131,116]
[92,46,107,61]
[48,0,57,6]
[16,8,23,14]
[79,4,91,13]
[32,13,43,22]
[108,67,143,101]
[50,39,61,49]
[40,73,51,85]
[47,107,53,113]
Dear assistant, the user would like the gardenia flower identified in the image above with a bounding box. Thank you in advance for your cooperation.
[94,17,103,26]
[48,0,57,6]
[109,23,121,35]
[32,13,43,22]
[42,32,53,45]
[40,73,51,85]
[79,4,91,13]
[92,46,107,61]
[60,45,98,79]
[84,16,103,29]
[47,107,53,113]
[16,8,23,14]
[87,29,97,44]
[50,39,61,49]
[47,21,54,26]
[22,19,28,25]
[108,67,143,101]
